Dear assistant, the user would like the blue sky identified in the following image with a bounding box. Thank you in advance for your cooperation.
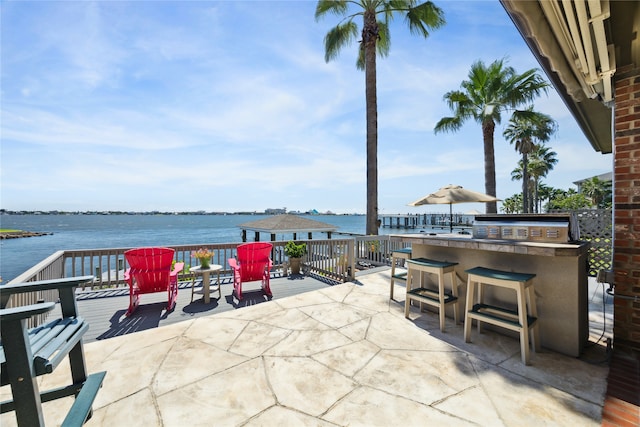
[1,1,612,214]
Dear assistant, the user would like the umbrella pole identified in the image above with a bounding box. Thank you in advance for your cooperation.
[449,204,453,233]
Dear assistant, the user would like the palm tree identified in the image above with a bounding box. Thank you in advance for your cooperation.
[536,183,555,212]
[503,108,557,213]
[510,164,535,212]
[581,177,612,208]
[528,145,558,212]
[316,0,445,235]
[434,59,549,213]
[501,193,523,214]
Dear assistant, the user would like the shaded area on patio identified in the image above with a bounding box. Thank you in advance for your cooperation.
[61,272,341,343]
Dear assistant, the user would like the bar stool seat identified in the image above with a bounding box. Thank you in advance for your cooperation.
[390,247,412,300]
[464,266,540,365]
[404,257,459,332]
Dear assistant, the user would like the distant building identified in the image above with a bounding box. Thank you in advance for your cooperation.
[573,172,612,193]
[265,208,287,215]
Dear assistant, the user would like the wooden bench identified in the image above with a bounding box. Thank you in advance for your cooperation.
[463,267,540,365]
[389,247,412,300]
[0,276,107,426]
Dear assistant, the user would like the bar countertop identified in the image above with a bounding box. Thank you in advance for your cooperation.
[392,233,590,257]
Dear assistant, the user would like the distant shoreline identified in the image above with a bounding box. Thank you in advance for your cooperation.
[0,211,365,216]
[0,230,53,239]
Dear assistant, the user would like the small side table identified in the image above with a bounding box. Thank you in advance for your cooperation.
[190,264,222,303]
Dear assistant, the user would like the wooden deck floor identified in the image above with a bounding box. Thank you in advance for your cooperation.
[56,273,339,343]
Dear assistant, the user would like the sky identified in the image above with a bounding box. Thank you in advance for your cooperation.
[1,1,612,215]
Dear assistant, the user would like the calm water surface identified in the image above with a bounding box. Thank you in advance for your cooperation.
[1,214,381,282]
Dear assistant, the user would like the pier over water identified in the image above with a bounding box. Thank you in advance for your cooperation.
[379,213,475,230]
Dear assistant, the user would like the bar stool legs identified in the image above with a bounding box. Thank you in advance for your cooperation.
[404,258,459,332]
[464,267,540,365]
[390,248,412,300]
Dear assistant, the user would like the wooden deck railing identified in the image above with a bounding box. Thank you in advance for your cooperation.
[354,235,410,265]
[0,236,402,326]
[2,236,406,327]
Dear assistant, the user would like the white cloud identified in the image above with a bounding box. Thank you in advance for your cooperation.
[0,1,615,213]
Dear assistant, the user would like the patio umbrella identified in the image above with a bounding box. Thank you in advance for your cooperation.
[408,184,500,232]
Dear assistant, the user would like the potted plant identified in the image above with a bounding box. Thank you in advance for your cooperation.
[192,248,214,269]
[284,241,307,275]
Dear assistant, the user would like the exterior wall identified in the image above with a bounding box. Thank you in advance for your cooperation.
[613,65,640,354]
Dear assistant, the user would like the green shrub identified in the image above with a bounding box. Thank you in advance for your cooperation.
[284,241,307,258]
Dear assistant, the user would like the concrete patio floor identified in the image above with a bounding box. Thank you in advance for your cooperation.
[1,269,610,426]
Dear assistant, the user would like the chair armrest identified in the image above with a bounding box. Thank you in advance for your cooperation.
[228,258,239,270]
[171,262,184,276]
[0,276,94,296]
[1,276,94,310]
[0,302,56,322]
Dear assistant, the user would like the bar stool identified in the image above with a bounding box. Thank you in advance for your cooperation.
[404,257,459,332]
[389,247,412,300]
[464,266,540,365]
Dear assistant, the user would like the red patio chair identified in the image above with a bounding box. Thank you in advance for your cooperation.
[124,247,184,316]
[228,242,273,300]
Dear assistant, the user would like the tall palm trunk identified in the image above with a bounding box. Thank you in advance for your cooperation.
[363,11,379,235]
[482,120,497,213]
[522,153,529,213]
[533,178,541,213]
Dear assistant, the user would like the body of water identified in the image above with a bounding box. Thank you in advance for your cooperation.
[1,214,435,282]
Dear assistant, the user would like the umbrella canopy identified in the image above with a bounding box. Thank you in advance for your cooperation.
[408,185,500,232]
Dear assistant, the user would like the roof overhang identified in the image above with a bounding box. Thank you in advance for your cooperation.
[501,0,640,155]
[237,214,338,234]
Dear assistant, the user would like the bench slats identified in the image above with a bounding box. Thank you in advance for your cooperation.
[35,321,89,376]
[30,318,74,356]
[0,276,105,426]
[33,318,84,371]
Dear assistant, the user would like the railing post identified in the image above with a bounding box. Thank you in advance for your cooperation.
[347,239,356,281]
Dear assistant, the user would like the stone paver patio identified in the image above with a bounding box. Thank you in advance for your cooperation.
[0,270,609,426]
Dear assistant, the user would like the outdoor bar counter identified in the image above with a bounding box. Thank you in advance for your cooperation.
[394,233,590,357]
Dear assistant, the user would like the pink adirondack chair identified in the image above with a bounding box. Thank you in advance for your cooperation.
[124,247,184,316]
[228,242,273,300]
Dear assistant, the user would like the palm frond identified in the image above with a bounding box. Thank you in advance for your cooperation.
[376,20,391,57]
[387,0,414,12]
[405,1,446,37]
[444,90,469,106]
[434,116,463,134]
[324,21,359,62]
[511,108,557,140]
[356,43,365,70]
[315,0,349,20]
[503,68,549,107]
